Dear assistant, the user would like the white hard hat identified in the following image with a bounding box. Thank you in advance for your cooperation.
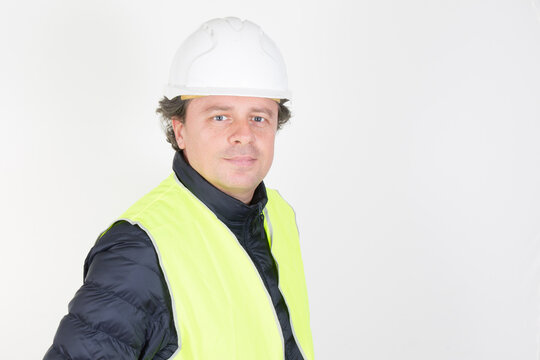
[164,17,291,100]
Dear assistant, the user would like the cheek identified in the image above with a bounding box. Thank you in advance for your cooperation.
[189,131,225,161]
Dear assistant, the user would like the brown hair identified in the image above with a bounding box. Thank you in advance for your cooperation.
[156,96,292,152]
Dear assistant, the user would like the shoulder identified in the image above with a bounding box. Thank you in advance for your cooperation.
[85,221,157,272]
[45,220,178,359]
[266,188,295,213]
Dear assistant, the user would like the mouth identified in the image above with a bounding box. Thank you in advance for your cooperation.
[224,156,257,167]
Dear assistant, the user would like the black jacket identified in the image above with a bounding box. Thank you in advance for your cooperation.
[44,151,303,359]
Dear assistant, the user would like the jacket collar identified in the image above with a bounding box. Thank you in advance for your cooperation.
[172,151,268,225]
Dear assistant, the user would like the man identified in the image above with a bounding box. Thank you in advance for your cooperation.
[45,17,314,360]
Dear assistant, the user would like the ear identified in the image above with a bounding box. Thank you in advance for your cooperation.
[171,116,186,150]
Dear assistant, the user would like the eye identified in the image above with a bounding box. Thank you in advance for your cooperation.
[213,115,228,121]
[252,116,265,123]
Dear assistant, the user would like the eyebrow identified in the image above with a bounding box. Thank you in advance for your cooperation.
[203,105,276,117]
[203,106,233,113]
[250,107,275,117]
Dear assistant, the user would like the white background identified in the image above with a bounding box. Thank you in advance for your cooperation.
[1,0,540,358]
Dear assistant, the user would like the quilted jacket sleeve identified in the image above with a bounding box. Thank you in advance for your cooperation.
[43,221,178,360]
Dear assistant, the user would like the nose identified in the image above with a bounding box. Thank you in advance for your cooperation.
[229,119,255,145]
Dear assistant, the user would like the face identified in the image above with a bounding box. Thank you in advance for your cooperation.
[172,95,279,204]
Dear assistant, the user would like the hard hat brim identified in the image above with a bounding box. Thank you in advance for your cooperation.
[164,84,291,101]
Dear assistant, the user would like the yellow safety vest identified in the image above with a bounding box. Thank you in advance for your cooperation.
[119,173,314,359]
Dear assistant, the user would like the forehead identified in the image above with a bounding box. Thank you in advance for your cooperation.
[188,95,279,115]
